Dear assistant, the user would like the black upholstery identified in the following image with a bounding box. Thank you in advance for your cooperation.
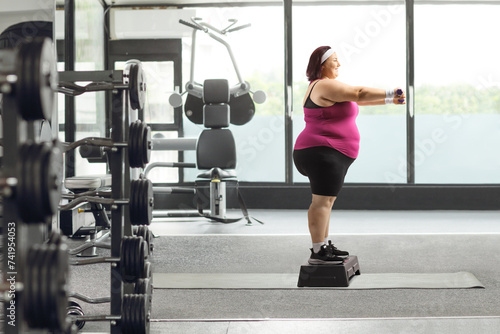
[196,79,237,180]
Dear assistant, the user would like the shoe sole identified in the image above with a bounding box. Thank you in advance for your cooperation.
[334,254,349,258]
[308,258,343,265]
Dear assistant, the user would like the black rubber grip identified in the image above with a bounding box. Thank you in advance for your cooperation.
[179,19,203,30]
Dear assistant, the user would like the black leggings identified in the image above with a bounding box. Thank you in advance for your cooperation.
[293,146,355,196]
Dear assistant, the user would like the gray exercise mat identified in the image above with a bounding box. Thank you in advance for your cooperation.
[153,271,484,290]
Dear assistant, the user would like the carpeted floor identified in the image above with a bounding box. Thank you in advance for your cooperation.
[63,210,500,332]
[67,233,500,328]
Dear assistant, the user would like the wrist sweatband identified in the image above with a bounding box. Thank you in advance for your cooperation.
[385,98,394,104]
[385,89,395,98]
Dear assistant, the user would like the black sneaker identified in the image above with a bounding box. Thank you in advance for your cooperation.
[326,240,349,258]
[308,244,344,265]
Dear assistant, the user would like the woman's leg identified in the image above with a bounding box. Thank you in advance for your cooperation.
[308,194,336,243]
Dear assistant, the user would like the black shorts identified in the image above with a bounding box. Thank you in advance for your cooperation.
[293,146,355,196]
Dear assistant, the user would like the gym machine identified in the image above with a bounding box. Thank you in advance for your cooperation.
[164,17,266,224]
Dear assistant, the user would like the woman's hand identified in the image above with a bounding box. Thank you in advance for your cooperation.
[393,88,406,104]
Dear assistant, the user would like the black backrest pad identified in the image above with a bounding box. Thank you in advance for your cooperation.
[196,129,236,170]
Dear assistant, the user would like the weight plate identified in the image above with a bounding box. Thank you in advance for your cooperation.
[130,179,153,225]
[122,294,149,334]
[129,63,146,111]
[135,226,153,256]
[143,261,152,280]
[18,143,36,222]
[44,245,57,327]
[128,120,150,169]
[18,142,63,222]
[121,236,143,282]
[135,121,146,169]
[17,37,57,121]
[23,245,39,326]
[138,238,146,278]
[129,180,139,224]
[42,143,64,217]
[142,124,151,166]
[51,243,69,331]
[128,121,138,168]
[144,179,153,225]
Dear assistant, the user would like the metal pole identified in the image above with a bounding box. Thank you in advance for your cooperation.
[109,90,125,334]
[406,0,415,183]
[65,0,76,178]
[284,0,293,184]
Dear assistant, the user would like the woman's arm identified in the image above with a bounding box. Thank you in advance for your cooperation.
[314,79,404,104]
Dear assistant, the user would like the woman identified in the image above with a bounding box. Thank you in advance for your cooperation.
[293,46,405,265]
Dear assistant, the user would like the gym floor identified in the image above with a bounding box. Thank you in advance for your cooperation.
[75,209,500,334]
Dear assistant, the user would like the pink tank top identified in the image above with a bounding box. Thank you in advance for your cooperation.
[294,100,360,159]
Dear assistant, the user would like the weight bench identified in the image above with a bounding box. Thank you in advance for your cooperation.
[62,174,112,257]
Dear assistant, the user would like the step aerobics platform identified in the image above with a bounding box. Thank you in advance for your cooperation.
[297,255,361,287]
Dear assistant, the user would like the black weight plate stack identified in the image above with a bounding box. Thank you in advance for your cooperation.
[16,37,56,121]
[24,241,69,331]
[129,179,153,225]
[128,120,151,169]
[18,142,63,222]
[121,236,144,283]
[50,242,70,331]
[121,294,149,334]
[134,278,153,311]
[128,121,140,168]
[24,244,41,327]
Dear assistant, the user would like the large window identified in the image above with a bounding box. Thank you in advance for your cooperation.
[56,0,106,176]
[180,6,285,182]
[293,3,406,184]
[110,6,285,183]
[414,4,500,183]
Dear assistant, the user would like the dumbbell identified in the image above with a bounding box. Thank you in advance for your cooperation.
[0,37,56,121]
[63,120,151,169]
[60,178,154,226]
[70,235,150,283]
[58,61,146,111]
[66,294,150,334]
[23,234,70,331]
[0,141,63,223]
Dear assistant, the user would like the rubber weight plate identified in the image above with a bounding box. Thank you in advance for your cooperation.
[121,294,149,334]
[128,120,151,168]
[141,124,151,167]
[129,63,147,111]
[16,37,57,121]
[121,236,144,282]
[18,142,63,222]
[129,179,153,225]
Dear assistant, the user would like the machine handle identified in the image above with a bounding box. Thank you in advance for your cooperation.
[226,23,251,33]
[179,19,204,31]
